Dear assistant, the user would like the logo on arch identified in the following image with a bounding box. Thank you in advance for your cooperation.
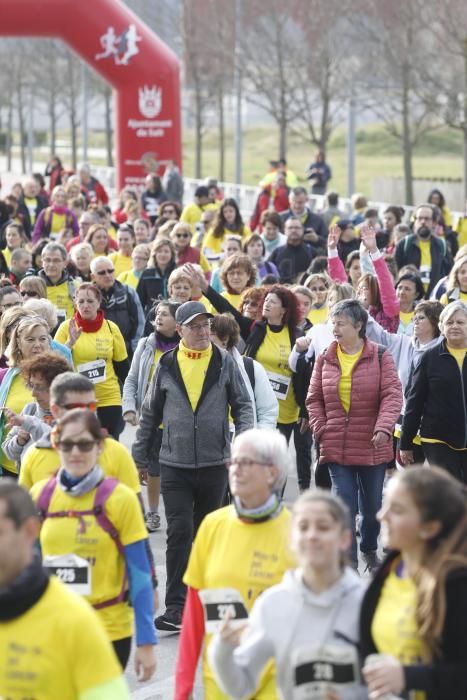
[138,85,162,118]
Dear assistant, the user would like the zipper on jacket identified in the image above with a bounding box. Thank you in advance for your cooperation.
[458,363,467,448]
[193,414,198,467]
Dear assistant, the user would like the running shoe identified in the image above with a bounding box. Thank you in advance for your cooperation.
[155,609,182,632]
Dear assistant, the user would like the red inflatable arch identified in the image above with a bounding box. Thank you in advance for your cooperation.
[1,0,182,190]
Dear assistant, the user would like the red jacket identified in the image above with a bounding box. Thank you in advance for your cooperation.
[307,338,402,466]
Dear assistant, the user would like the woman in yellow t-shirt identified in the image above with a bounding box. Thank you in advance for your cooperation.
[84,223,111,258]
[174,428,295,700]
[361,467,467,700]
[304,272,330,325]
[202,198,251,268]
[54,283,129,439]
[395,272,425,336]
[109,224,135,277]
[0,316,51,476]
[440,254,467,306]
[3,222,31,271]
[118,244,151,289]
[215,253,256,311]
[31,409,157,680]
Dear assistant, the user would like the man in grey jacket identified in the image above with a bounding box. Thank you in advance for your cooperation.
[133,301,254,632]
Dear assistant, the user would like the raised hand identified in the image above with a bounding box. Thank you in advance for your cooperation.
[327,224,341,250]
[360,224,378,254]
[68,318,82,348]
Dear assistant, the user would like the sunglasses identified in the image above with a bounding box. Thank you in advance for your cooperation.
[95,269,115,275]
[175,233,190,239]
[57,439,98,453]
[60,401,97,411]
[21,291,39,298]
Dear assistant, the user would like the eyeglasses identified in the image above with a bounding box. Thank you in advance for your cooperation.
[186,322,210,332]
[21,291,39,298]
[225,457,273,470]
[95,269,115,275]
[26,382,48,392]
[60,401,97,411]
[175,233,191,239]
[57,439,98,453]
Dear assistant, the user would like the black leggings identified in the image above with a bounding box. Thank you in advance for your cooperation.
[112,636,132,669]
[97,405,124,440]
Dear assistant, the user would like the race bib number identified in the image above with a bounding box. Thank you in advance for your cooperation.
[199,588,248,633]
[43,554,92,595]
[266,371,291,400]
[77,358,106,384]
[292,644,359,700]
[56,308,67,325]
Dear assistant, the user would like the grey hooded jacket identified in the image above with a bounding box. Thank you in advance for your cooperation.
[132,343,254,469]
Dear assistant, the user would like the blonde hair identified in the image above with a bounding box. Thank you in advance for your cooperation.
[446,255,467,293]
[0,307,31,356]
[167,268,192,296]
[7,316,50,367]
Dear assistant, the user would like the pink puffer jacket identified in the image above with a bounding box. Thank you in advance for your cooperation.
[306,338,402,466]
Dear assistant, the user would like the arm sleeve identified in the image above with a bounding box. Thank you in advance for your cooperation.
[79,676,130,700]
[32,209,45,244]
[228,359,255,434]
[327,250,347,282]
[372,254,400,317]
[174,587,206,700]
[122,342,143,415]
[252,362,279,429]
[124,540,157,646]
[374,351,403,436]
[132,368,164,468]
[204,286,252,339]
[306,354,327,438]
[128,287,145,351]
[113,359,130,384]
[399,355,429,449]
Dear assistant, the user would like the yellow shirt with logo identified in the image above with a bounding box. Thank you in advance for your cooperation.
[184,505,295,700]
[55,319,127,407]
[109,251,133,277]
[31,479,147,641]
[255,325,298,424]
[46,279,77,320]
[371,561,428,700]
[0,374,33,475]
[308,305,329,325]
[177,341,213,411]
[0,577,125,700]
[24,196,38,225]
[117,269,140,289]
[336,345,363,414]
[418,239,432,292]
[19,436,141,494]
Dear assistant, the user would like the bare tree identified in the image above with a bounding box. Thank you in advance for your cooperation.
[352,0,439,204]
[59,47,81,170]
[31,40,67,157]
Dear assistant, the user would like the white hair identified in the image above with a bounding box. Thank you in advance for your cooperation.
[439,300,467,330]
[90,256,113,274]
[232,428,290,492]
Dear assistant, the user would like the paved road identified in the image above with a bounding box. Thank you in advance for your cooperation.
[120,423,301,699]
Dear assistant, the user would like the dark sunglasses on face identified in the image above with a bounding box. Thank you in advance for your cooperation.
[60,401,98,411]
[175,233,190,239]
[95,269,115,275]
[57,439,98,453]
[21,291,39,297]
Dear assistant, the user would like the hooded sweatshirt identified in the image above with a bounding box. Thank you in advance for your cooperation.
[208,567,366,700]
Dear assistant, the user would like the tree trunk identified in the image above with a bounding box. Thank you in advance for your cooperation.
[49,95,56,156]
[104,86,113,167]
[17,88,26,174]
[463,38,467,201]
[70,104,78,171]
[401,65,414,205]
[6,97,13,171]
[218,86,225,182]
[279,118,287,161]
[195,88,202,179]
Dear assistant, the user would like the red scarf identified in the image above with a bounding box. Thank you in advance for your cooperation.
[74,309,105,333]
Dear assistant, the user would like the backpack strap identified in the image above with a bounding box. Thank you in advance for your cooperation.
[242,356,256,390]
[37,477,58,520]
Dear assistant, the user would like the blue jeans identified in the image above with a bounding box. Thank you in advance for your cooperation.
[328,463,386,564]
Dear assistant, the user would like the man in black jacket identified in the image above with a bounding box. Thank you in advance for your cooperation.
[269,218,314,283]
[280,186,328,254]
[395,204,452,297]
[91,256,144,358]
[17,178,48,240]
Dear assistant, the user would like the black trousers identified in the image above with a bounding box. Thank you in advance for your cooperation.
[293,423,312,491]
[161,464,228,612]
[423,442,467,484]
[97,405,124,440]
[112,636,132,669]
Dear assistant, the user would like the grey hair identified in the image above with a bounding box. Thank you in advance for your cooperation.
[42,242,67,261]
[232,428,290,492]
[90,256,114,274]
[330,299,368,338]
[328,282,355,307]
[23,298,57,332]
[439,300,467,331]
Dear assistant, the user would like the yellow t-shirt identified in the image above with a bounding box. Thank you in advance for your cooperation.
[308,305,329,325]
[255,325,297,424]
[24,196,38,225]
[55,319,127,407]
[0,577,125,700]
[440,290,467,306]
[455,216,467,248]
[3,247,12,269]
[336,345,363,413]
[46,279,77,320]
[418,239,432,291]
[177,341,213,411]
[209,291,243,315]
[447,345,466,371]
[31,480,147,641]
[184,505,295,699]
[371,561,428,700]
[49,211,66,235]
[19,436,141,494]
[202,226,252,263]
[399,310,415,326]
[149,348,164,382]
[1,374,33,475]
[117,269,140,289]
[180,202,219,233]
[109,251,133,277]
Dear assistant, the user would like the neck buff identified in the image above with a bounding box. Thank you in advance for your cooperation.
[74,309,105,333]
[179,339,211,361]
[155,330,179,353]
[234,492,283,523]
[0,554,49,621]
[57,464,105,497]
